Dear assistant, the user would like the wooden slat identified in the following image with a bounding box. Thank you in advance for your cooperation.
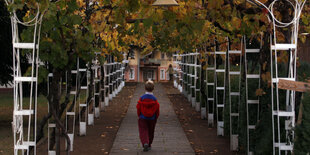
[278,79,310,92]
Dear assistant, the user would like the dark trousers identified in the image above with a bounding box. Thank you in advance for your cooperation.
[169,74,173,81]
[138,118,157,147]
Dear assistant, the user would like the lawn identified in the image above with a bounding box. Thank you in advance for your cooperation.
[0,89,88,154]
[0,91,48,154]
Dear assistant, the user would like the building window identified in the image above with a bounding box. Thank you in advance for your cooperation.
[160,69,165,80]
[166,71,170,80]
[129,68,135,80]
[147,70,154,80]
[161,52,165,59]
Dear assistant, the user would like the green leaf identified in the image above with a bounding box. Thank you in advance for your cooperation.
[143,18,152,28]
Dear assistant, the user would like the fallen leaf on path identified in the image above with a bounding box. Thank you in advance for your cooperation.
[187,130,194,133]
[104,152,109,154]
[121,148,129,151]
[101,134,106,138]
[195,149,204,153]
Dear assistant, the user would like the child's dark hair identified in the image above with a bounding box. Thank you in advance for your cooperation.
[145,80,154,92]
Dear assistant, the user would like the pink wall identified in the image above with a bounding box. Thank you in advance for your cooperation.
[125,65,138,82]
[158,66,169,82]
[125,65,171,82]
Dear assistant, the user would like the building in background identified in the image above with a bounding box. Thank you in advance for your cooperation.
[124,50,173,82]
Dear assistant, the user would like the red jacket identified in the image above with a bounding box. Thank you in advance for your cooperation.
[136,94,160,119]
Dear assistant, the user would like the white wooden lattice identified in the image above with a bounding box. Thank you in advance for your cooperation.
[248,0,306,154]
[244,36,262,155]
[228,37,243,151]
[215,44,227,136]
[5,1,45,154]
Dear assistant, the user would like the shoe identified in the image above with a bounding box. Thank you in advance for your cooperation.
[148,146,151,151]
[143,143,149,152]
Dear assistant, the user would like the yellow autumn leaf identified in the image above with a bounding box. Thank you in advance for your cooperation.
[256,88,265,96]
[261,72,271,83]
[232,17,241,29]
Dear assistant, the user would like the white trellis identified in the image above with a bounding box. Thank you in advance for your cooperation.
[228,38,242,151]
[78,60,88,136]
[108,56,114,101]
[176,54,183,93]
[111,61,116,98]
[188,54,192,102]
[92,53,101,119]
[215,43,227,136]
[206,51,216,127]
[173,53,200,112]
[200,52,206,119]
[185,54,191,102]
[177,53,199,106]
[100,64,106,112]
[104,55,113,106]
[173,52,202,112]
[181,54,188,98]
[103,55,127,105]
[249,0,306,154]
[5,1,45,154]
[173,54,181,90]
[194,53,201,112]
[116,61,124,95]
[190,53,199,108]
[190,54,195,106]
[87,64,95,126]
[65,59,79,151]
[179,55,184,93]
[103,58,110,107]
[47,73,56,155]
[120,58,127,90]
[244,36,261,155]
[173,53,184,93]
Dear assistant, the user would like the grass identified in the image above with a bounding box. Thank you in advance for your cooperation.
[0,92,49,123]
[0,89,89,154]
[0,91,48,154]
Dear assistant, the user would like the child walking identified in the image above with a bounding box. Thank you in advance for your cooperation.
[136,80,160,152]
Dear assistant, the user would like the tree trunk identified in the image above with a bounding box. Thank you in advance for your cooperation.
[297,94,304,125]
[50,69,71,155]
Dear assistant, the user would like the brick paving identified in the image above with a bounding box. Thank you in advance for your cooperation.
[110,83,195,155]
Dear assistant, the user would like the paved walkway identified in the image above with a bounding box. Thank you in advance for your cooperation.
[110,83,195,155]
